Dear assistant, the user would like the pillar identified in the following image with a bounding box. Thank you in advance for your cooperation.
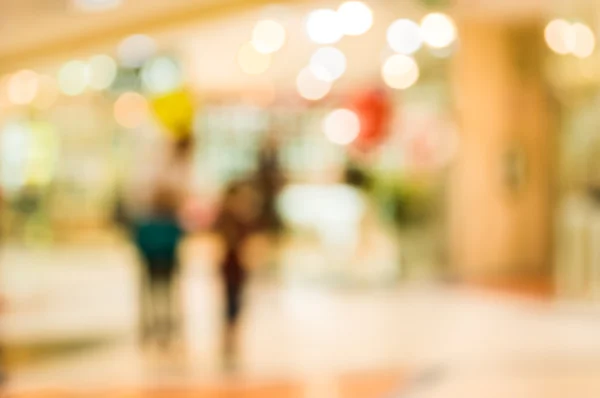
[449,20,556,283]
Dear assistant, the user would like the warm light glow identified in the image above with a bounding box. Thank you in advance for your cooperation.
[306,9,343,44]
[545,19,575,55]
[545,20,596,58]
[429,46,454,58]
[88,54,117,90]
[1,122,30,192]
[241,81,277,107]
[337,1,373,36]
[7,70,39,105]
[382,54,419,89]
[0,75,10,109]
[58,60,89,96]
[572,22,596,58]
[33,75,59,109]
[420,13,457,49]
[238,43,272,75]
[323,108,360,145]
[296,67,332,100]
[252,20,286,54]
[113,92,149,129]
[117,34,157,68]
[73,0,121,11]
[387,19,422,55]
[142,56,182,94]
[309,47,347,82]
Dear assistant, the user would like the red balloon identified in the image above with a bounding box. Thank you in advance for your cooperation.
[348,87,393,152]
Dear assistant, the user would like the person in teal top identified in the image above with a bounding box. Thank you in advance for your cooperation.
[127,135,193,349]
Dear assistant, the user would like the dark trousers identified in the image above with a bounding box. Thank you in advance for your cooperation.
[224,281,244,327]
[140,260,178,346]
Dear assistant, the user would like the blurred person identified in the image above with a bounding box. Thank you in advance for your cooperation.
[124,133,193,350]
[12,184,43,242]
[344,160,373,192]
[256,133,284,235]
[212,180,264,365]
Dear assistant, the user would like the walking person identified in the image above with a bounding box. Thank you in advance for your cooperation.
[212,180,264,366]
[124,134,193,350]
[256,134,284,235]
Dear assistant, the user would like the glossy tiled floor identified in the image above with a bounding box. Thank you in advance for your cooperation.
[6,370,404,398]
[4,244,600,397]
[7,283,600,397]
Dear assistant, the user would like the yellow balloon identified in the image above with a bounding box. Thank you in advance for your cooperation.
[150,89,195,138]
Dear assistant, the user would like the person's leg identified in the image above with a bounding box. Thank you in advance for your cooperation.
[135,223,156,346]
[167,258,182,345]
[223,282,243,363]
[157,262,177,348]
[146,263,164,345]
[139,261,154,345]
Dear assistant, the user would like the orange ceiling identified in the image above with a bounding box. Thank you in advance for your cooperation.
[0,0,589,72]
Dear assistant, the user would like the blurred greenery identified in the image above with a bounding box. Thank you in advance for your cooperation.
[419,0,451,7]
[344,162,437,228]
[373,174,437,229]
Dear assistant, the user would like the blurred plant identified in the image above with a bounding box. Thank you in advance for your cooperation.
[344,161,374,191]
[419,0,451,7]
[372,174,436,229]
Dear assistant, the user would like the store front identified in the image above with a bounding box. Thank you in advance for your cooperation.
[0,0,462,287]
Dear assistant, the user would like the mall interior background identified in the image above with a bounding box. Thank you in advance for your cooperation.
[2,0,600,397]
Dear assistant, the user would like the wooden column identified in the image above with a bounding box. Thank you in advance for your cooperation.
[449,20,555,283]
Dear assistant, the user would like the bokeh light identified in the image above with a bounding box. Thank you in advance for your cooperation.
[387,19,422,55]
[7,70,39,105]
[545,20,596,58]
[73,0,121,12]
[113,92,149,129]
[1,121,30,192]
[382,54,419,89]
[142,56,183,94]
[117,34,157,68]
[0,75,10,109]
[309,47,347,82]
[420,13,457,49]
[323,108,360,145]
[429,46,455,58]
[306,9,344,45]
[58,60,89,96]
[88,54,117,90]
[252,20,286,54]
[545,19,574,55]
[33,75,59,109]
[572,22,595,58]
[238,43,272,75]
[296,67,332,100]
[337,1,373,37]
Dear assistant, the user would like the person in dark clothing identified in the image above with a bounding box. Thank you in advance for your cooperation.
[256,134,284,234]
[213,180,264,362]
